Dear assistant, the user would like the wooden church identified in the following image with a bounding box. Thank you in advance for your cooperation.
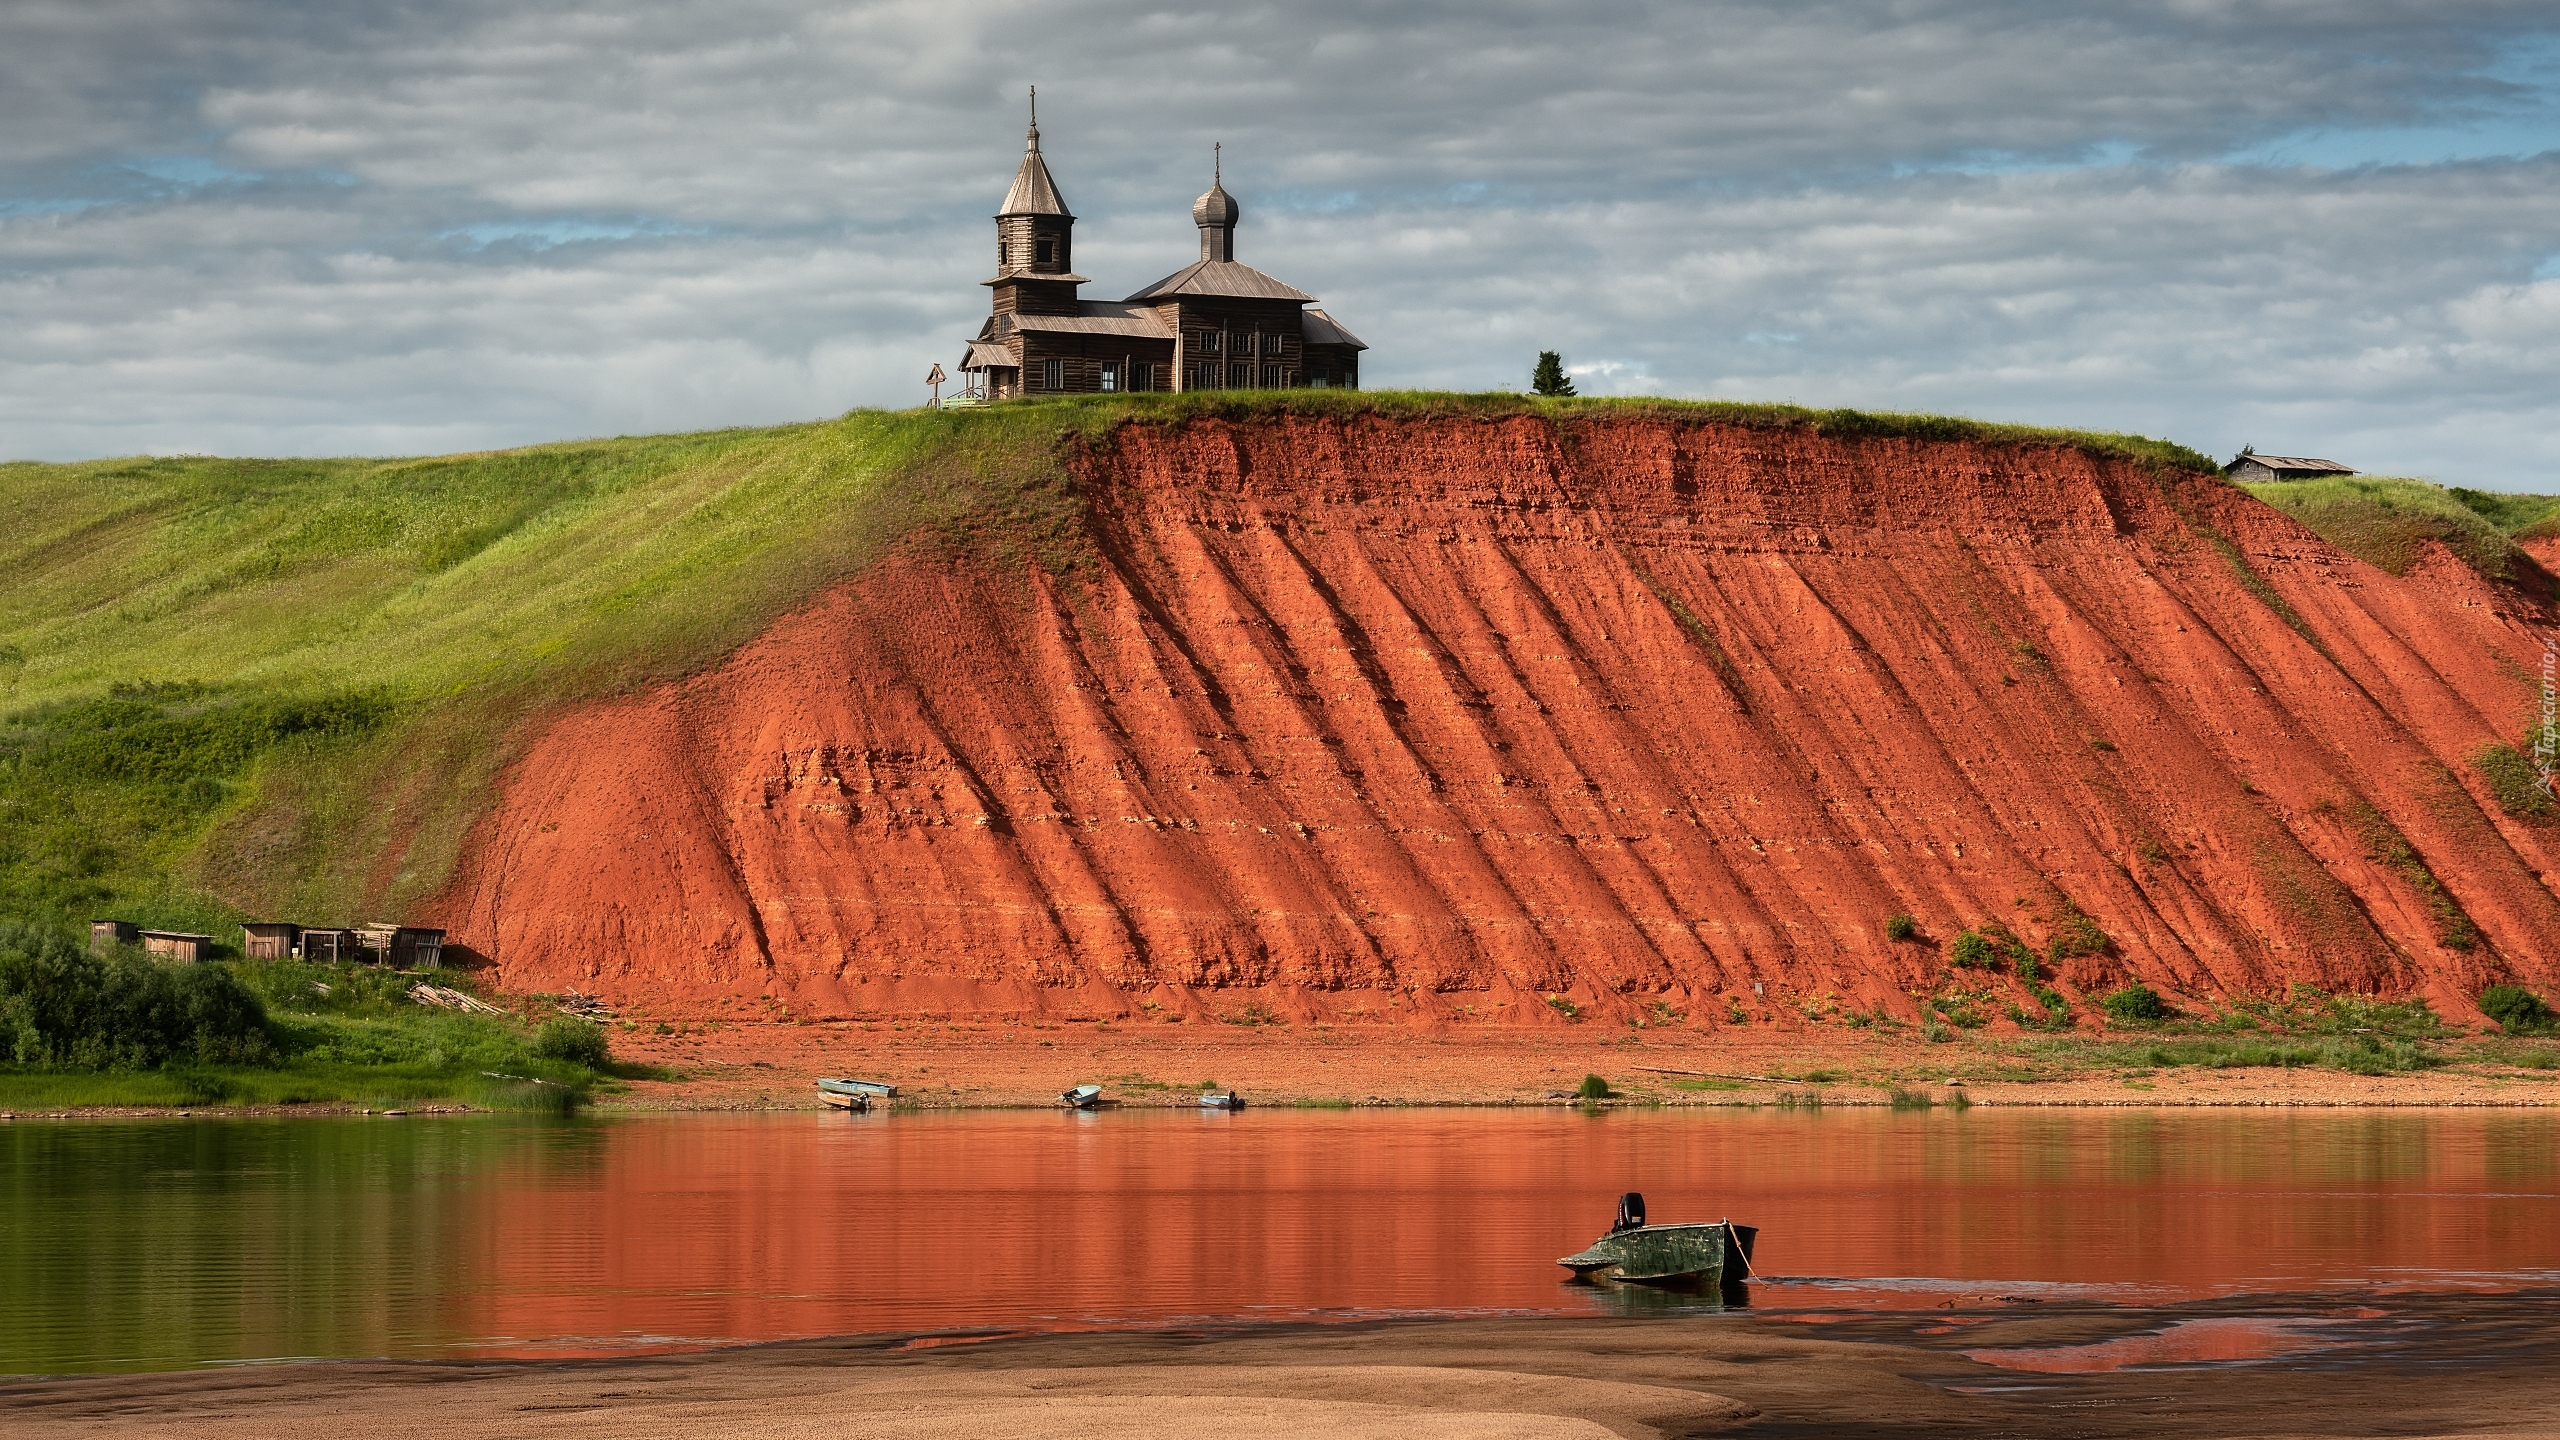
[959,104,1365,398]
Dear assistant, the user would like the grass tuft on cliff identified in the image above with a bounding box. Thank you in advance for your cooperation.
[0,393,2215,936]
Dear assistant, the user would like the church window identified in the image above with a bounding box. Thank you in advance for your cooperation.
[1100,363,1119,392]
[1196,330,1221,353]
[1042,358,1064,390]
[1037,237,1057,265]
[1230,363,1252,388]
[1232,331,1256,356]
[1134,363,1154,391]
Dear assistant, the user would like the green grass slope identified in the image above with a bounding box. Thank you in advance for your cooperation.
[0,410,1090,938]
[0,393,2211,945]
[2238,474,2552,580]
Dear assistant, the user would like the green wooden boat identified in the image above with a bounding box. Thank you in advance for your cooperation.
[1557,1192,1757,1295]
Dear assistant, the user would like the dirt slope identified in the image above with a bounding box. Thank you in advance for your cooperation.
[435,414,2560,1026]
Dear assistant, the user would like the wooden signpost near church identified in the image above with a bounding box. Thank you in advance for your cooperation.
[955,90,1366,399]
[926,363,945,408]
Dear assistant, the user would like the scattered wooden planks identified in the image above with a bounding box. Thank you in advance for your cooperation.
[409,982,504,1016]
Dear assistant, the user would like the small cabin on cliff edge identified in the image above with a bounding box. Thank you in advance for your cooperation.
[958,93,1366,400]
[2225,453,2356,483]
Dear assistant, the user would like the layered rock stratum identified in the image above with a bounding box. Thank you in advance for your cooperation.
[438,413,2560,1025]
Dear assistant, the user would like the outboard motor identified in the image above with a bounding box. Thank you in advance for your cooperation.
[1613,1191,1647,1232]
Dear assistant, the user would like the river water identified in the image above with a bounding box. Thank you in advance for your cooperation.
[5,1107,2555,1374]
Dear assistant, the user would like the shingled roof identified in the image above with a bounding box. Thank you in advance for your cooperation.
[1124,259,1314,303]
[2227,454,2356,479]
[1301,307,1367,350]
[999,118,1071,218]
[1010,306,1175,339]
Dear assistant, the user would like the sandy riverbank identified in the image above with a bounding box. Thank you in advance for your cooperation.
[10,1295,2559,1439]
[593,1021,2560,1111]
[10,1024,2554,1120]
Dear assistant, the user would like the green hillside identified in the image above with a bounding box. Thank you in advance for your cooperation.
[0,393,2215,947]
[2238,474,2557,582]
[0,408,1097,940]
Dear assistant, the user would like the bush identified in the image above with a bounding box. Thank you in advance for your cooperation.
[531,1016,612,1068]
[2045,905,2109,964]
[2473,743,2556,822]
[0,921,275,1068]
[2101,984,2171,1024]
[1575,1072,1613,1100]
[1884,912,1916,942]
[2480,984,2556,1035]
[1949,930,1993,969]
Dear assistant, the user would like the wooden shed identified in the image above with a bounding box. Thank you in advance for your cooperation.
[141,930,216,964]
[89,920,140,955]
[297,927,359,962]
[2225,454,2355,483]
[357,923,445,969]
[241,922,302,960]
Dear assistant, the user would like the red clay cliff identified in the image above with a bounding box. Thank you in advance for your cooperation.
[435,414,2560,1027]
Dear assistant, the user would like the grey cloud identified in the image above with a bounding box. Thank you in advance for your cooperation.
[2,2,2558,481]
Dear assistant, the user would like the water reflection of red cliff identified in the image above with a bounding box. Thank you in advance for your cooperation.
[446,1110,2560,1358]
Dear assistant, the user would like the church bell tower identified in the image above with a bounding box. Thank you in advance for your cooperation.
[991,88,1081,313]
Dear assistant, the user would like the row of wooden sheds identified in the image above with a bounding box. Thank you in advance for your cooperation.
[89,919,445,968]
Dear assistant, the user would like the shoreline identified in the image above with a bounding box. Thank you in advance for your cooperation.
[10,1292,2558,1438]
[8,1021,2556,1117]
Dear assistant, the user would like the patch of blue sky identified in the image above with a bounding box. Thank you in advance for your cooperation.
[1261,187,1367,215]
[2227,33,2560,168]
[439,216,714,251]
[121,155,264,187]
[2,151,280,217]
[2536,254,2560,282]
[1891,141,2145,179]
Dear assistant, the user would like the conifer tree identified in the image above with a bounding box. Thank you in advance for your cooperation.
[1531,351,1576,397]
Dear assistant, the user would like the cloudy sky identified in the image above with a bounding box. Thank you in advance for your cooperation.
[5,2,2558,484]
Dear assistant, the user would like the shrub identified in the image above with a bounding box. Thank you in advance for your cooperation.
[2101,984,2171,1024]
[2480,984,2556,1035]
[0,921,275,1068]
[2473,743,2556,822]
[1576,1072,1613,1100]
[531,1016,612,1068]
[1884,912,1916,942]
[1949,930,1993,969]
[2045,904,2109,964]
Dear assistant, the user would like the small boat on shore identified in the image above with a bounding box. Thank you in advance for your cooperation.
[1198,1090,1245,1111]
[816,1077,896,1111]
[1060,1084,1103,1109]
[1558,1192,1755,1303]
